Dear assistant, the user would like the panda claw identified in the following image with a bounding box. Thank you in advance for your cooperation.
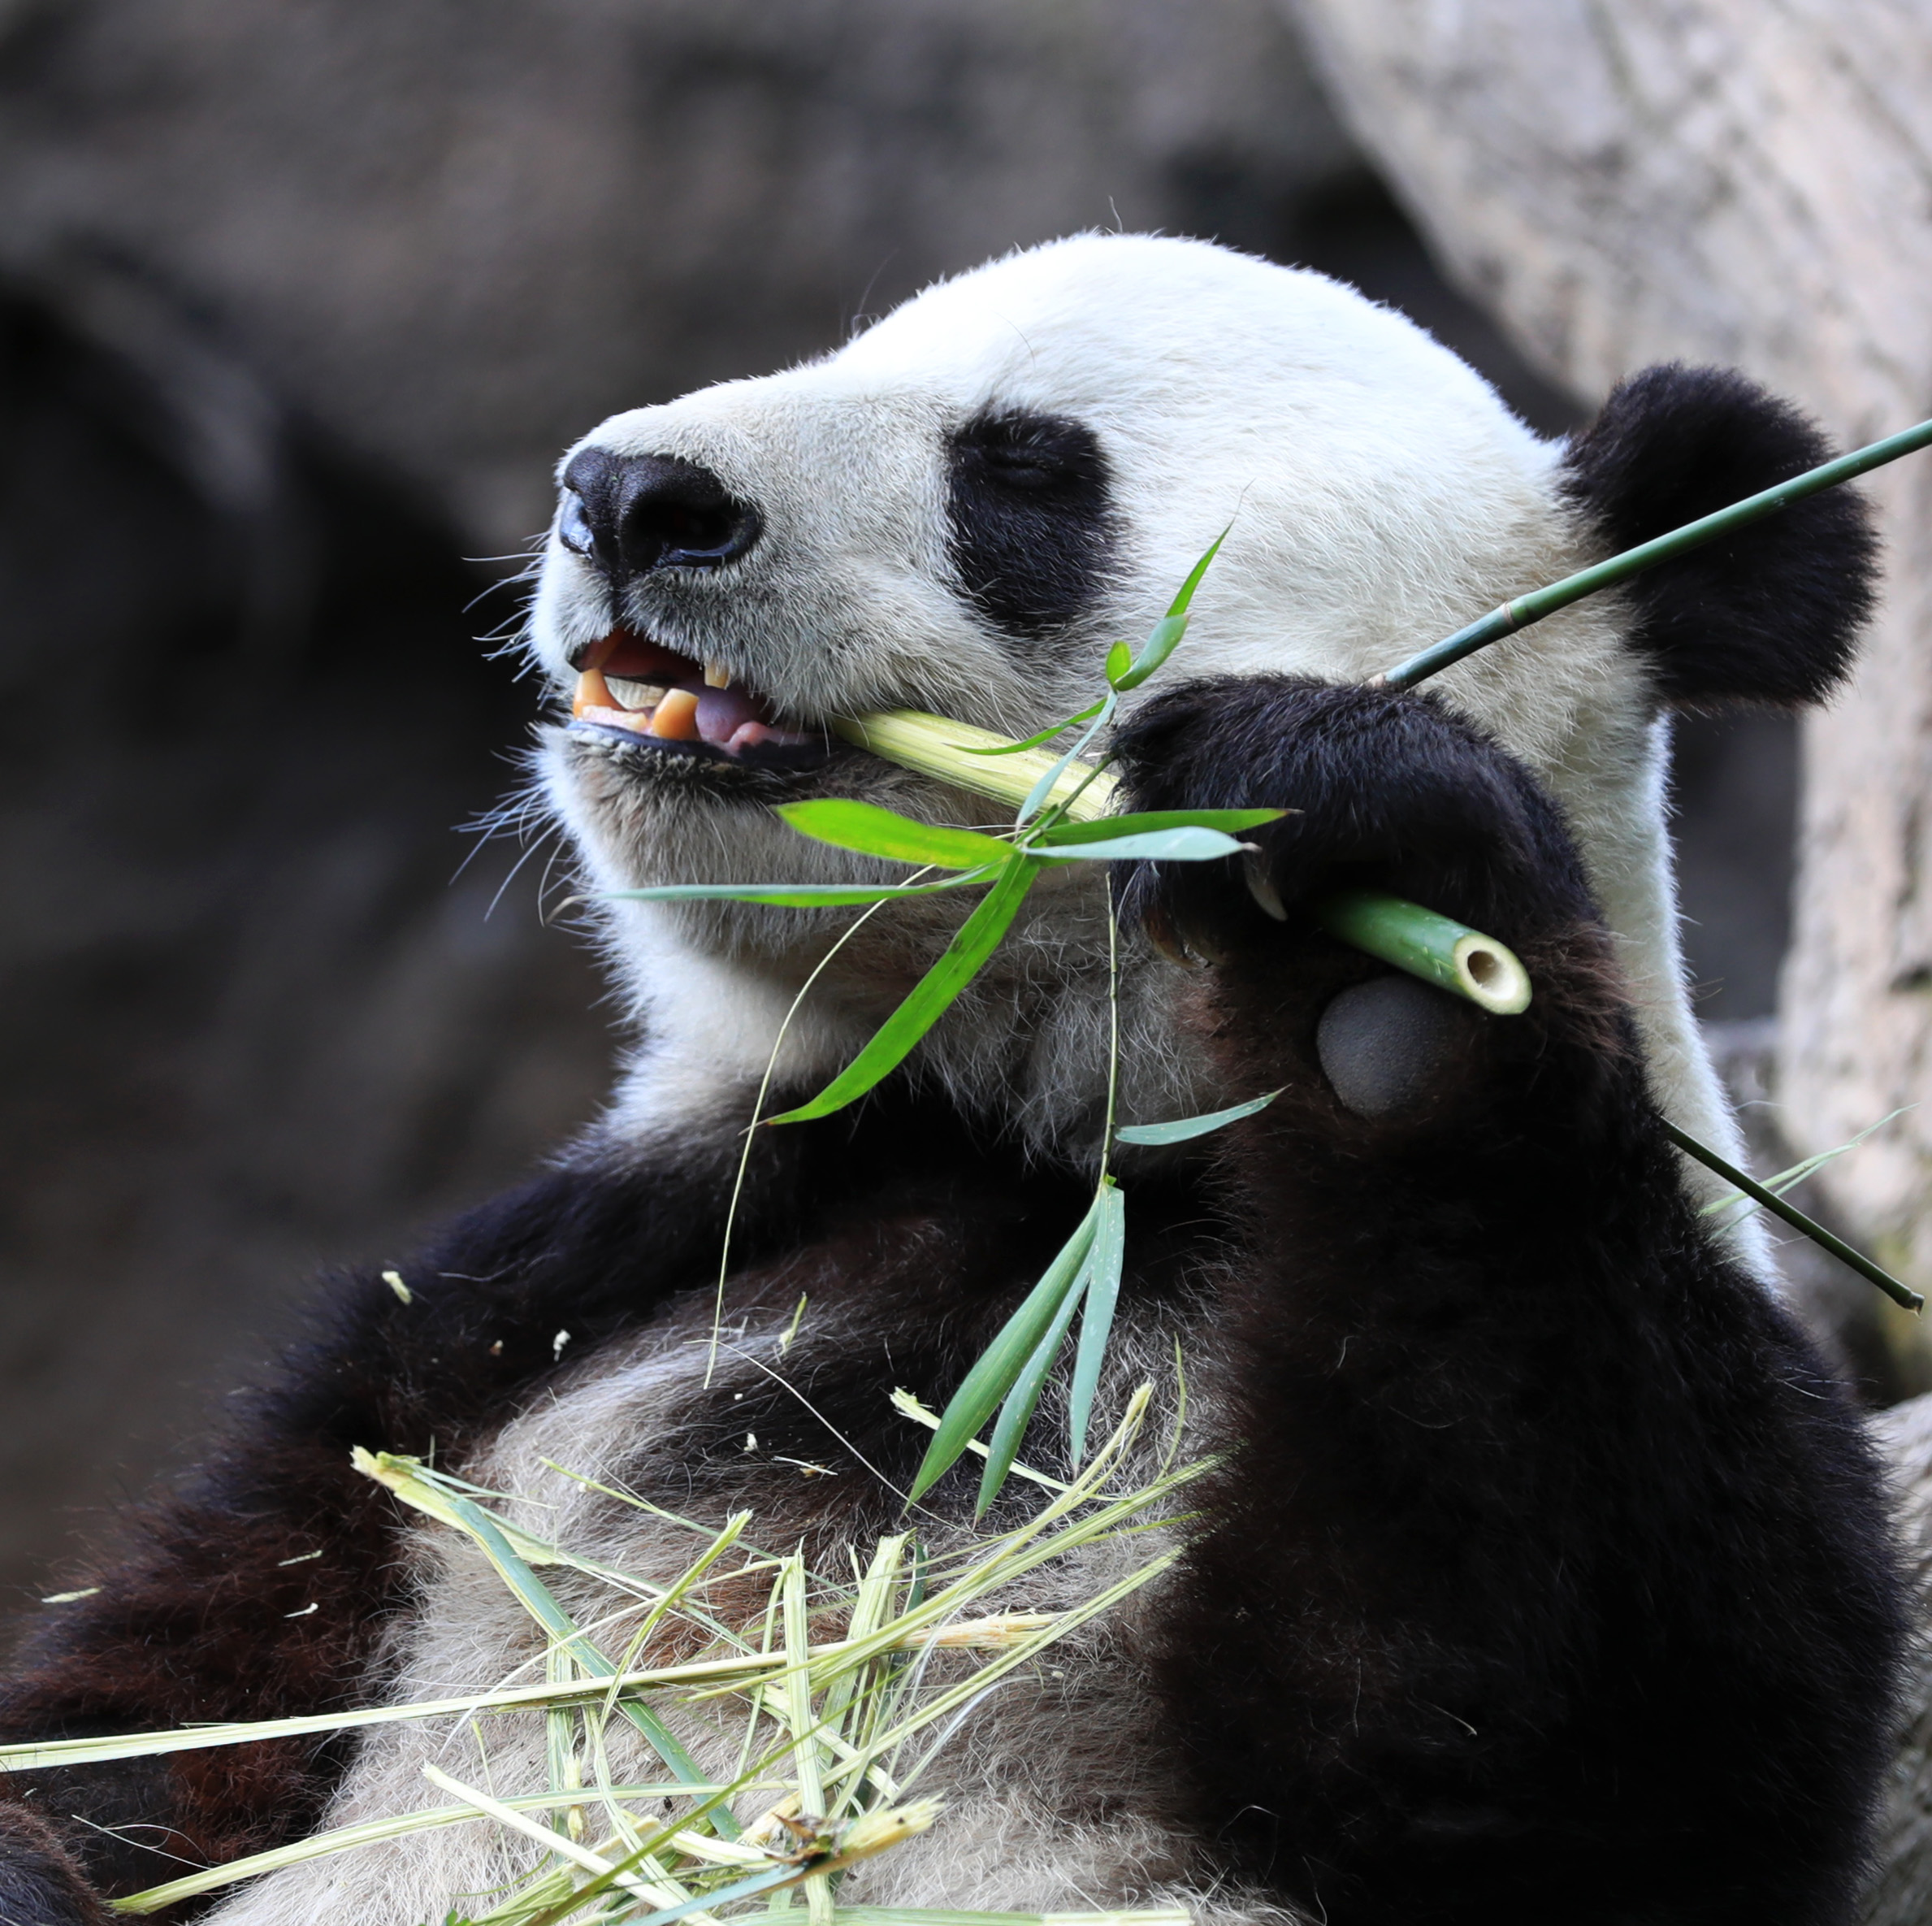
[1245,854,1289,922]
[1142,900,1205,970]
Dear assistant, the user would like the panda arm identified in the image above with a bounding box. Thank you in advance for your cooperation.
[1114,677,1905,1925]
[0,1159,738,1917]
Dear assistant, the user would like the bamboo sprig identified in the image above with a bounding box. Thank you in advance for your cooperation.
[86,1406,1206,1923]
[1381,413,1932,689]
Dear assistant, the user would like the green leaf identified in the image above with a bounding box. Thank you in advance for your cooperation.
[1035,826,1254,863]
[604,874,998,908]
[774,799,1014,870]
[1104,640,1133,684]
[959,699,1108,755]
[977,1261,1091,1517]
[1032,807,1286,847]
[1065,1181,1126,1465]
[1114,1088,1283,1145]
[769,855,1044,1126]
[1110,527,1228,692]
[1016,695,1116,825]
[1697,1106,1912,1220]
[906,1199,1101,1504]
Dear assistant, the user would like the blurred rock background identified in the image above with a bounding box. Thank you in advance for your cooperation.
[0,0,1804,1597]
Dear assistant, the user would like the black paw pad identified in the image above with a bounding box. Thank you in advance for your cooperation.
[1315,975,1472,1117]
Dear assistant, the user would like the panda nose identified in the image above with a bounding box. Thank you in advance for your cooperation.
[559,448,761,578]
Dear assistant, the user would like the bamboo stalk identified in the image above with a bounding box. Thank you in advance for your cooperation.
[1381,414,1932,690]
[830,709,1529,1015]
[830,714,1115,821]
[1314,888,1531,1016]
[1662,1120,1922,1312]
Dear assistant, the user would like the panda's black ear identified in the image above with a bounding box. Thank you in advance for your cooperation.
[1559,364,1878,711]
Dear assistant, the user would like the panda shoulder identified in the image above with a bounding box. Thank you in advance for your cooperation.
[1560,362,1879,710]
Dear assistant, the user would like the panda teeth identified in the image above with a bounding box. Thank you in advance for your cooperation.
[703,661,733,689]
[606,677,670,711]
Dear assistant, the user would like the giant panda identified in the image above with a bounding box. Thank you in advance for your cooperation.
[0,234,1907,1926]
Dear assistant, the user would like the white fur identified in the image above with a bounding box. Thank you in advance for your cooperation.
[530,234,1757,1232]
[203,1282,1302,1926]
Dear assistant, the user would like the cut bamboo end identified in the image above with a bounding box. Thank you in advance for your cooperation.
[1314,888,1531,1017]
[832,710,1120,822]
[1450,932,1533,1016]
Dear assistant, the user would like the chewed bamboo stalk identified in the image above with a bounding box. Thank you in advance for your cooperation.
[830,712,1119,821]
[832,708,1531,1017]
[0,1612,1064,1778]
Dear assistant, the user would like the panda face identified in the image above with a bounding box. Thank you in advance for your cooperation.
[530,236,1625,896]
[523,235,1748,1176]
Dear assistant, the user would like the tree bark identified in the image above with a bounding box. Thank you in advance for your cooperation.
[1281,0,1932,1358]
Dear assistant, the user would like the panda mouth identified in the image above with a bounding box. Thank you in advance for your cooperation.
[565,631,831,773]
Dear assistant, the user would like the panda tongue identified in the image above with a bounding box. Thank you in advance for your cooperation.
[695,682,770,750]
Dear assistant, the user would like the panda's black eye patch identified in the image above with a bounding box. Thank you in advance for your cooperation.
[946,410,1115,640]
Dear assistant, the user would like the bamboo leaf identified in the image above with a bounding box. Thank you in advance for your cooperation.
[1016,696,1116,826]
[604,874,996,908]
[769,856,1043,1126]
[1065,1181,1127,1466]
[1697,1107,1913,1221]
[773,800,1014,870]
[1109,528,1228,692]
[1034,826,1253,864]
[906,1200,1102,1504]
[1114,1089,1283,1145]
[977,1264,1091,1516]
[1032,808,1285,847]
[1104,640,1133,684]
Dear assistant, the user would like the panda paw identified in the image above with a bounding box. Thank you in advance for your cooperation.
[0,1807,113,1926]
[1110,674,1599,965]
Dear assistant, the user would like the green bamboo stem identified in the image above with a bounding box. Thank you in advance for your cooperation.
[1313,887,1531,1016]
[833,709,1529,1015]
[1383,414,1932,690]
[1662,1120,1922,1312]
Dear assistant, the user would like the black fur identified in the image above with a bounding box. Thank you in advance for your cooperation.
[1113,676,1907,1924]
[945,409,1115,638]
[0,675,1907,1926]
[0,1095,1097,1909]
[1561,365,1878,710]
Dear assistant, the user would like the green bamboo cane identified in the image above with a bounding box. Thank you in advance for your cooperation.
[830,713,1530,1015]
[1663,1121,1923,1312]
[1381,414,1932,690]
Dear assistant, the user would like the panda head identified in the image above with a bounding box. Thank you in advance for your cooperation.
[526,233,1873,1162]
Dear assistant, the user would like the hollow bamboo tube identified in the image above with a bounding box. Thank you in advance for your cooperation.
[1310,887,1531,1016]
